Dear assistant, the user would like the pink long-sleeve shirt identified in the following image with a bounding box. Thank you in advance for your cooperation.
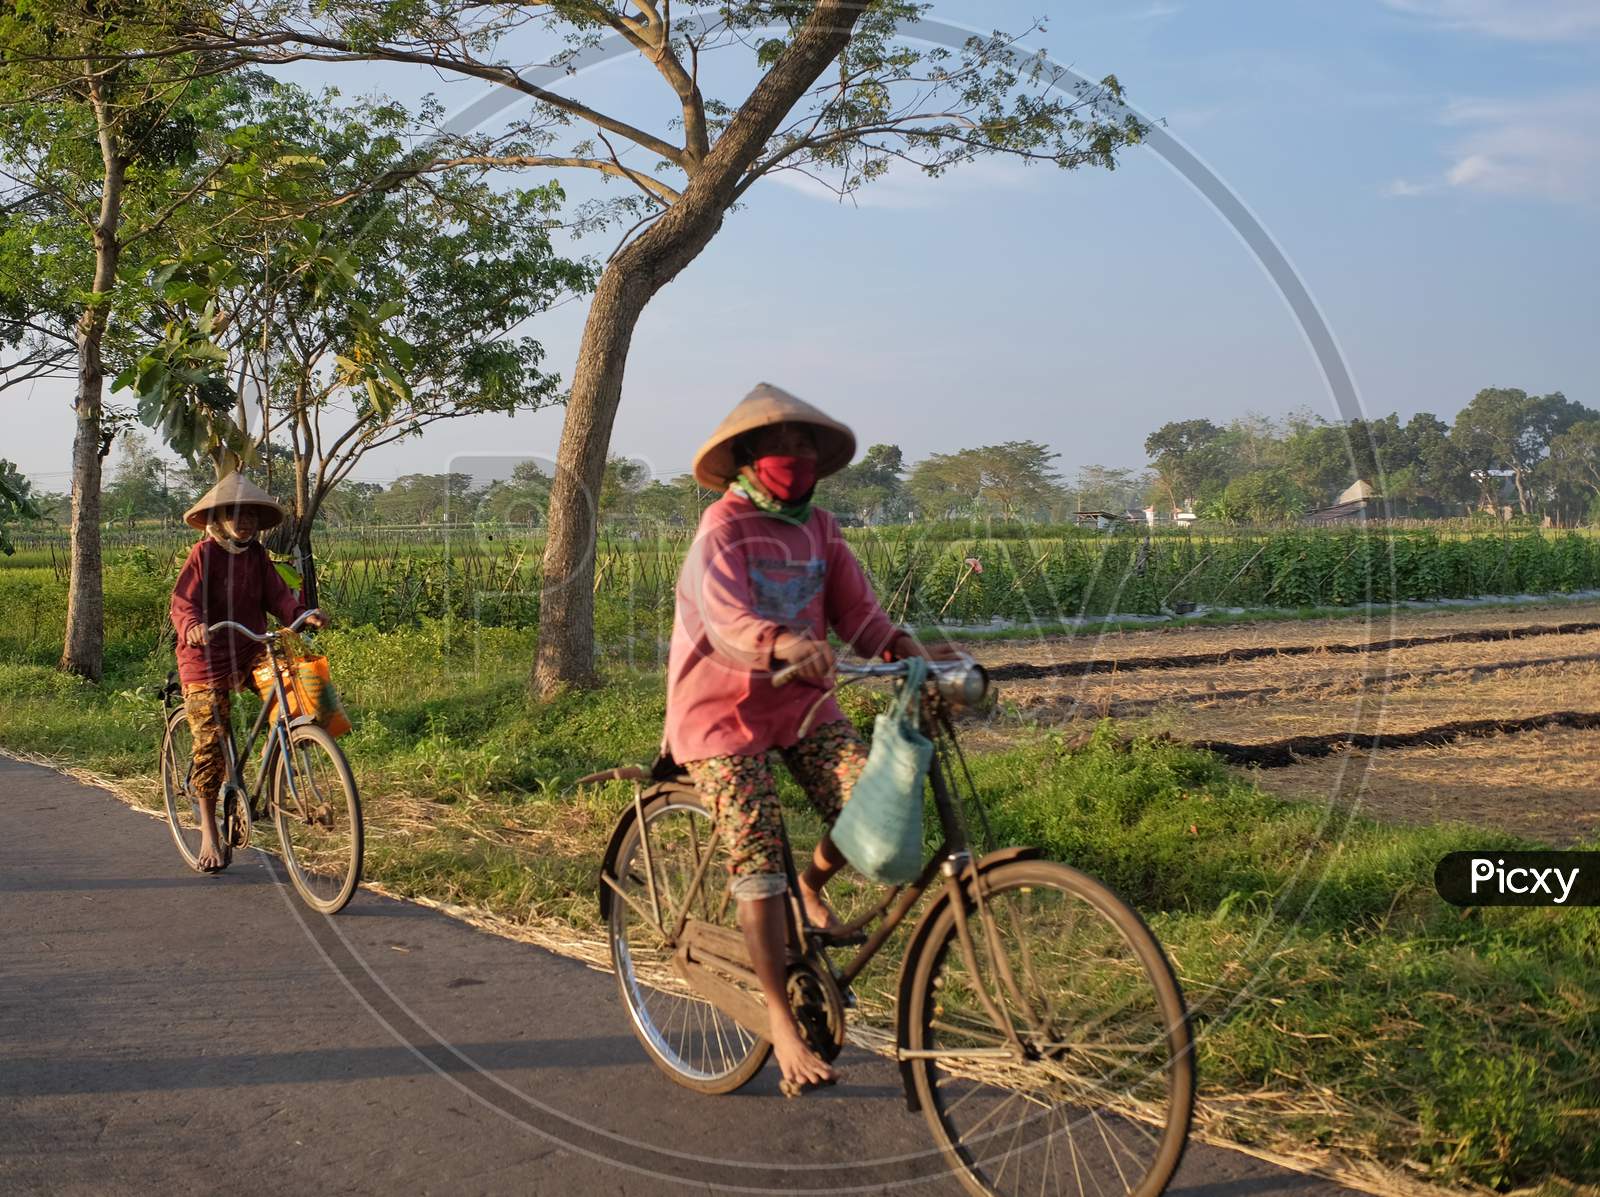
[663,493,899,763]
[169,538,306,688]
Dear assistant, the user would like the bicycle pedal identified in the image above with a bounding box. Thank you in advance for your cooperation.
[812,928,867,947]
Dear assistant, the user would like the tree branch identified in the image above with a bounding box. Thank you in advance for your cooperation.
[206,29,688,170]
[403,152,681,204]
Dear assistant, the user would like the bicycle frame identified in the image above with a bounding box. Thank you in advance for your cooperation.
[217,637,307,819]
[611,683,1034,1060]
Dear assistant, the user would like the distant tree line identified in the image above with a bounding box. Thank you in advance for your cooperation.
[1145,388,1600,524]
[18,385,1597,535]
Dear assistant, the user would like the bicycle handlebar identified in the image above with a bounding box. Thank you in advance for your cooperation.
[772,653,984,694]
[204,608,325,642]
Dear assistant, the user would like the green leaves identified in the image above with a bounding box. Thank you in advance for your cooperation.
[0,460,40,556]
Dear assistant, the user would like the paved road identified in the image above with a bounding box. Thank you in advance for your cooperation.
[1,756,1365,1196]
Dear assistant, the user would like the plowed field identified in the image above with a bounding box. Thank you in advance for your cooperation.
[964,602,1600,845]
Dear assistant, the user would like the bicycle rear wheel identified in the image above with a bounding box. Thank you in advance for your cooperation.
[606,786,770,1094]
[906,859,1194,1197]
[273,723,363,914]
[161,707,206,869]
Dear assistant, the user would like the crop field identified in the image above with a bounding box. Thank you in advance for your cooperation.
[968,601,1600,845]
[10,523,1600,638]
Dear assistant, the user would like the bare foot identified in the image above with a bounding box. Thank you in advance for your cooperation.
[771,1022,838,1090]
[797,878,843,933]
[197,825,226,872]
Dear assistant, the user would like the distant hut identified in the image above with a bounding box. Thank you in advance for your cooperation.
[1073,510,1124,531]
[1304,479,1380,525]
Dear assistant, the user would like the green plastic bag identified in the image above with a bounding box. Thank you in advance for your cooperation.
[830,656,933,885]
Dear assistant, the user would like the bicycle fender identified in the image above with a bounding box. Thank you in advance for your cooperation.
[892,845,1049,1112]
[596,781,700,922]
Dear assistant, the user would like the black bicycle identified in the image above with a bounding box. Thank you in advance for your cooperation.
[159,609,363,914]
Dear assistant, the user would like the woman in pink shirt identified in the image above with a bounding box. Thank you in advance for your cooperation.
[666,383,947,1091]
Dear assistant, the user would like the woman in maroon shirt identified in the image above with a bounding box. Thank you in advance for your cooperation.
[169,474,326,872]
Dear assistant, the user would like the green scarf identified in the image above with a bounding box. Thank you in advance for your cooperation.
[729,471,813,526]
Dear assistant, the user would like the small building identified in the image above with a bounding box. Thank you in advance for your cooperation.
[1304,479,1380,525]
[1073,510,1124,531]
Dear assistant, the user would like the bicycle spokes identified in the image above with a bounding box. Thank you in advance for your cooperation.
[273,729,362,914]
[607,792,770,1091]
[911,863,1193,1197]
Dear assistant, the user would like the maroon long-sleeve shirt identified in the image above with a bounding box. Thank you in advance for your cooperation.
[169,538,305,687]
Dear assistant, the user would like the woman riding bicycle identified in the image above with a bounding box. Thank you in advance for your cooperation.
[168,473,327,874]
[666,383,954,1092]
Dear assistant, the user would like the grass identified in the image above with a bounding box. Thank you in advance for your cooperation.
[1,613,1596,1192]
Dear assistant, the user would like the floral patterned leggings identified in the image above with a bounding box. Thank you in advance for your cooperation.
[182,683,235,802]
[684,720,868,900]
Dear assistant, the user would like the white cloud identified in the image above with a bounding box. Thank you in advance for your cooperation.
[1437,92,1600,203]
[1380,0,1600,42]
[1388,91,1600,203]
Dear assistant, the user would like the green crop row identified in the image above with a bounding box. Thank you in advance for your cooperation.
[4,528,1598,664]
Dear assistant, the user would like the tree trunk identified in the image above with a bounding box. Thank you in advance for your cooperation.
[534,261,653,691]
[532,0,868,695]
[59,80,125,682]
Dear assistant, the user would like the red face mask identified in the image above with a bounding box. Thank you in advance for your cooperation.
[750,454,817,502]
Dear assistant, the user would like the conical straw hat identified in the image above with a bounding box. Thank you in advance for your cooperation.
[691,383,856,490]
[182,471,286,531]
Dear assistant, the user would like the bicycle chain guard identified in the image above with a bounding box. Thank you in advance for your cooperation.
[786,960,846,1063]
[223,786,252,851]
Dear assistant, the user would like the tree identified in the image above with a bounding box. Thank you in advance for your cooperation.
[479,460,553,527]
[372,473,481,525]
[1144,419,1228,510]
[600,455,650,522]
[102,430,180,527]
[1401,413,1472,516]
[116,87,591,606]
[0,5,290,678]
[1280,414,1351,507]
[191,2,1148,691]
[1072,464,1148,515]
[632,474,713,528]
[1202,469,1307,524]
[319,480,382,526]
[1452,387,1592,517]
[0,460,40,555]
[1547,421,1600,515]
[908,441,1064,521]
[818,443,907,524]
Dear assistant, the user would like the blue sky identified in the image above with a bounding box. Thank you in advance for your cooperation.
[10,0,1598,491]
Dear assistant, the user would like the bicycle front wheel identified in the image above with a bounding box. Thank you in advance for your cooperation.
[273,723,363,914]
[906,859,1194,1197]
[607,785,770,1094]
